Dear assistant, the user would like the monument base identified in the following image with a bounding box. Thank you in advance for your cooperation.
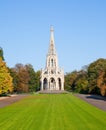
[39,90,68,94]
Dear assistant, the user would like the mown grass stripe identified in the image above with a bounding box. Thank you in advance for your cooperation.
[0,94,106,130]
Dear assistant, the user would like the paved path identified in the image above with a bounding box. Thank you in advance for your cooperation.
[75,94,106,111]
[0,94,28,108]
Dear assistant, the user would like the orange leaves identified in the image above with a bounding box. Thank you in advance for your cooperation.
[97,71,106,96]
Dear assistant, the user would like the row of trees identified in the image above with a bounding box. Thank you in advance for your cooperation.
[1,47,106,96]
[65,58,106,96]
[9,64,40,93]
[0,47,40,95]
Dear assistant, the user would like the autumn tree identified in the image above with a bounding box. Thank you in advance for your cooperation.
[9,63,41,93]
[88,58,106,95]
[15,64,30,93]
[97,71,106,96]
[0,57,13,95]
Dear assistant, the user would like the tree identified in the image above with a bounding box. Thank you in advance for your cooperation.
[35,71,41,91]
[9,68,19,93]
[0,57,13,95]
[88,58,106,95]
[97,70,106,96]
[75,70,88,93]
[64,71,78,91]
[0,47,4,61]
[15,64,30,93]
[65,58,106,96]
[25,64,37,92]
[9,63,41,93]
[10,64,30,93]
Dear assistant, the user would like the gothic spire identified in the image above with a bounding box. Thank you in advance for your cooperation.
[48,26,56,55]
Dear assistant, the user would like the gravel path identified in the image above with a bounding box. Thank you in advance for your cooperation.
[75,94,106,111]
[0,94,29,108]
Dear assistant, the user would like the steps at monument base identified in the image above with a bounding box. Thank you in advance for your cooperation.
[39,90,69,94]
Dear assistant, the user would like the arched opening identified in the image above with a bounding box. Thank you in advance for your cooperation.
[43,78,48,90]
[58,78,61,90]
[51,59,53,67]
[49,78,55,90]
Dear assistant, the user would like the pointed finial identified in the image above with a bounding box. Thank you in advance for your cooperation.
[50,26,54,32]
[48,26,56,55]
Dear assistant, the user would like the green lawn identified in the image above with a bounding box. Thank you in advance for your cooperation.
[0,94,106,130]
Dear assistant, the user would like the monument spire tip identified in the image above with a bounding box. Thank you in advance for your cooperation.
[50,26,54,32]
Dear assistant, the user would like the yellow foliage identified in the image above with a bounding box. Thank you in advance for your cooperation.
[0,57,13,94]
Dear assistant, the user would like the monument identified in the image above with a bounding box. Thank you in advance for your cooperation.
[40,27,64,91]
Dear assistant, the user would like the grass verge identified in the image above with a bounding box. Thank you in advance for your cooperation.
[0,94,106,130]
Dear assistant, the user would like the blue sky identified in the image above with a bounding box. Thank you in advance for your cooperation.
[0,0,106,72]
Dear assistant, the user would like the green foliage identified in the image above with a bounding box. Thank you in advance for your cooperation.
[65,58,106,96]
[9,68,19,92]
[75,79,88,93]
[34,70,41,91]
[88,58,106,96]
[25,64,36,92]
[0,94,106,130]
[65,70,88,93]
[0,47,4,61]
[75,70,88,93]
[64,71,78,91]
[25,64,40,92]
[9,64,41,93]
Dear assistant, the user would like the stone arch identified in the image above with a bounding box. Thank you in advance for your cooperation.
[49,77,56,90]
[43,78,48,90]
[51,59,53,67]
[58,78,61,90]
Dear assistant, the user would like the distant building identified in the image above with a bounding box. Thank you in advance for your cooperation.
[40,27,64,91]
